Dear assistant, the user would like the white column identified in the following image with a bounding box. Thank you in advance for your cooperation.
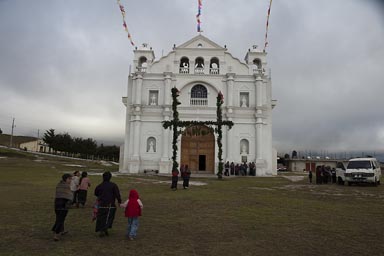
[255,74,263,160]
[226,117,233,162]
[226,73,235,107]
[135,73,143,105]
[163,73,172,105]
[132,115,141,158]
[162,116,170,160]
[122,76,132,172]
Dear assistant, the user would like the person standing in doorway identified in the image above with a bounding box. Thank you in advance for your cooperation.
[94,171,122,237]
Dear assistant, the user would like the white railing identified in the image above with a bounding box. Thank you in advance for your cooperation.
[194,67,204,74]
[210,68,219,74]
[190,98,208,106]
[137,66,147,72]
[179,67,189,74]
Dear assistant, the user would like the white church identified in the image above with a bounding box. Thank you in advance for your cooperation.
[119,34,277,176]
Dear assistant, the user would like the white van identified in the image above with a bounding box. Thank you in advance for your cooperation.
[335,161,347,185]
[344,158,382,186]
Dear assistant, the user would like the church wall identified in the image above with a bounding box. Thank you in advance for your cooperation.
[120,35,275,176]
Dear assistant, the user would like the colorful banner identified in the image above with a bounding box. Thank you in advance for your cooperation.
[263,0,273,51]
[117,0,135,46]
[196,0,202,32]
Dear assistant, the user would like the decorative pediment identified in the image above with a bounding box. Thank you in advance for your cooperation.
[176,34,225,50]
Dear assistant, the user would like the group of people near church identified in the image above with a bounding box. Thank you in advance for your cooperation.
[171,164,191,191]
[309,165,336,184]
[52,171,143,242]
[224,161,256,176]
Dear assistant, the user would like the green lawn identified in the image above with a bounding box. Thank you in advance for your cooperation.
[1,148,384,256]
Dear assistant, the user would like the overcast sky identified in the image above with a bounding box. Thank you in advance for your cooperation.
[0,0,383,155]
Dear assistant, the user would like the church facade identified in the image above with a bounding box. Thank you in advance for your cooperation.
[119,35,277,176]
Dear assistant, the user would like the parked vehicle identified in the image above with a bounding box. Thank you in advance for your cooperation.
[344,158,381,186]
[335,161,346,185]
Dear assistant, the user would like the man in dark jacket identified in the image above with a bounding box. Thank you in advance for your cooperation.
[94,171,122,237]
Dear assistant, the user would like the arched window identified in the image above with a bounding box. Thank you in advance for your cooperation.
[194,57,205,74]
[210,57,220,74]
[253,58,261,68]
[138,56,147,72]
[240,139,249,154]
[190,84,208,106]
[252,58,262,74]
[147,137,156,153]
[179,57,189,74]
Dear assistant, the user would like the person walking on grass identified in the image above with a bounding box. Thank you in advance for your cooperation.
[170,167,179,191]
[77,171,91,207]
[51,173,73,241]
[120,189,143,240]
[181,164,191,189]
[94,171,122,237]
[70,171,80,207]
[308,169,313,184]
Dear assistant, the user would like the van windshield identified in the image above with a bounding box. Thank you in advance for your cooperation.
[347,160,372,169]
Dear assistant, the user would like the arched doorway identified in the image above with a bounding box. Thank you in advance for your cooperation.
[180,125,215,174]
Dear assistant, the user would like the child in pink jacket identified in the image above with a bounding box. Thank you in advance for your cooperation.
[120,189,143,240]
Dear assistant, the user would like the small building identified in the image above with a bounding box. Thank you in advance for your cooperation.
[285,158,348,172]
[19,139,52,153]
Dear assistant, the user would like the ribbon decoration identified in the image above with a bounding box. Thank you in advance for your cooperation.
[263,0,273,51]
[117,0,135,46]
[196,0,202,32]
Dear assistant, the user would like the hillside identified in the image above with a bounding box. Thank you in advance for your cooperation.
[0,134,37,147]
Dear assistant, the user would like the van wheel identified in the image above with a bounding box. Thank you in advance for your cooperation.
[348,182,352,186]
[378,179,381,185]
[337,177,344,185]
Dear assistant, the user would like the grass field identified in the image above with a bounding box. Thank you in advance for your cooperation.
[1,147,384,256]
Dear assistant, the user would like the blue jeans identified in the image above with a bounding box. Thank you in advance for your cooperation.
[127,217,139,238]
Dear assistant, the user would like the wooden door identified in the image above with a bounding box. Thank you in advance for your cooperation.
[180,125,215,173]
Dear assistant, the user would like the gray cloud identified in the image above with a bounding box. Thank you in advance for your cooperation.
[0,1,383,155]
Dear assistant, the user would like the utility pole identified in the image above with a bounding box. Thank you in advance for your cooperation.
[36,129,40,152]
[9,118,15,148]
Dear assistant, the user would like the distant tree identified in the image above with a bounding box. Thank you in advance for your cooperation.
[43,129,56,151]
[81,138,97,156]
[55,133,73,153]
[284,153,290,159]
[0,128,2,134]
[292,150,298,159]
[96,144,119,161]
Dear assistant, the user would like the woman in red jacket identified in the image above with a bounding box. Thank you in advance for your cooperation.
[120,189,143,240]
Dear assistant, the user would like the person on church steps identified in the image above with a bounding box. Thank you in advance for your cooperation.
[224,161,230,176]
[181,164,191,189]
[77,171,91,207]
[170,168,179,191]
[51,173,73,241]
[235,164,240,176]
[120,189,143,240]
[94,171,122,237]
[230,162,235,175]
